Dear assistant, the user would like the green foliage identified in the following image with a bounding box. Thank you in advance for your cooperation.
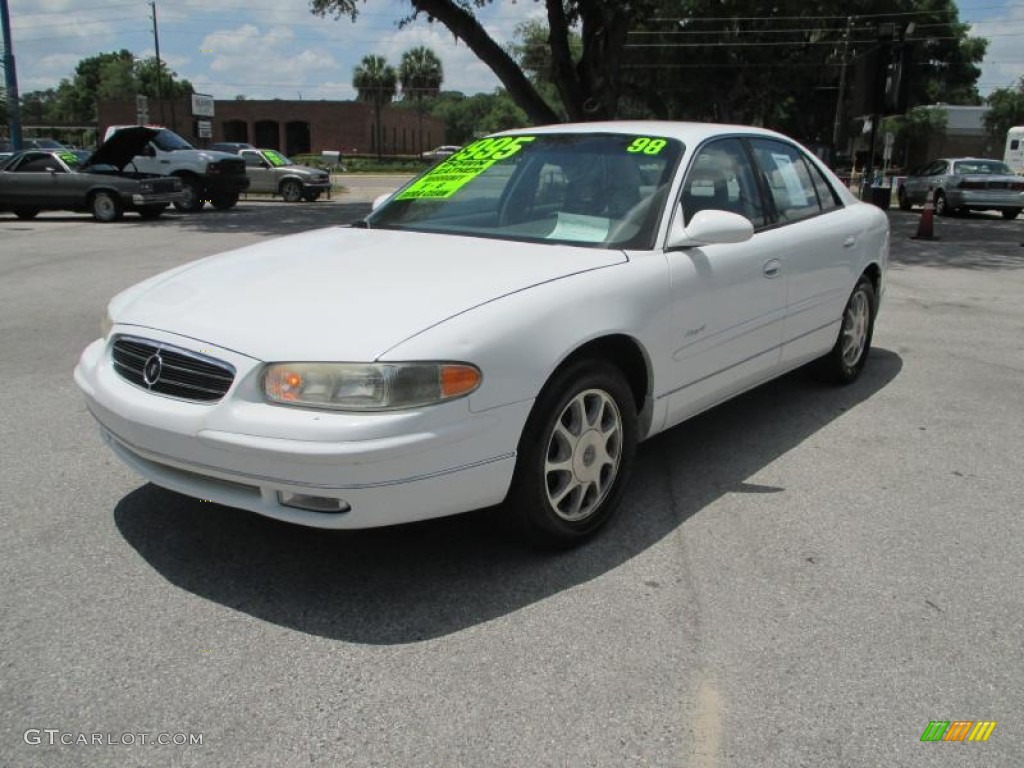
[353,54,397,105]
[399,46,443,101]
[19,51,192,125]
[427,90,529,144]
[984,78,1024,143]
[313,0,989,148]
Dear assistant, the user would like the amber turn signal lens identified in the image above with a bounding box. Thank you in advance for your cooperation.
[440,364,481,398]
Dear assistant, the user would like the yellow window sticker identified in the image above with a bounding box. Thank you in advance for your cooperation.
[626,137,668,155]
[396,136,535,200]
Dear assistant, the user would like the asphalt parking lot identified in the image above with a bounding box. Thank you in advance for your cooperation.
[1,195,1022,767]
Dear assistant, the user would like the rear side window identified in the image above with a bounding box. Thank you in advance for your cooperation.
[749,139,822,223]
[810,164,840,211]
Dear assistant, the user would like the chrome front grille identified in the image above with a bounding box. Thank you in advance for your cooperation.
[111,336,235,402]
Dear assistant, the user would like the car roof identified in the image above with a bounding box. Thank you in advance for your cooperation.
[494,120,794,145]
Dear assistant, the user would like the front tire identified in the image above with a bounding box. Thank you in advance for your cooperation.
[210,191,239,210]
[816,275,877,385]
[934,190,949,217]
[281,180,303,203]
[1002,208,1021,220]
[90,191,124,222]
[302,190,321,202]
[506,359,638,548]
[173,177,204,212]
[13,208,40,220]
[897,187,911,211]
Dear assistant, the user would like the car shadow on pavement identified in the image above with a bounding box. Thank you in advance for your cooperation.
[122,200,373,236]
[114,348,902,644]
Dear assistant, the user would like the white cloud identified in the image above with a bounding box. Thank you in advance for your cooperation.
[969,4,1024,95]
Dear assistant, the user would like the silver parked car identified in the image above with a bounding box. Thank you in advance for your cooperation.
[236,148,331,202]
[898,157,1024,219]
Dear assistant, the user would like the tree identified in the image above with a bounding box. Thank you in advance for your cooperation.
[984,78,1024,144]
[399,46,443,153]
[353,54,397,157]
[427,89,528,144]
[313,0,662,124]
[314,0,986,144]
[19,51,193,125]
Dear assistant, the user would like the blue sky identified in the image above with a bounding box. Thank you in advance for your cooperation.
[6,0,1023,103]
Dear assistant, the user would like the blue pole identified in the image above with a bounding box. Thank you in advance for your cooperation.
[1,0,22,150]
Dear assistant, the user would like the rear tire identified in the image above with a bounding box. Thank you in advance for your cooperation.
[1002,208,1021,220]
[897,187,911,211]
[506,359,638,548]
[934,191,949,217]
[91,191,124,222]
[13,208,40,220]
[815,275,877,385]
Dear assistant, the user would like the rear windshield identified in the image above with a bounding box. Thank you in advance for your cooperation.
[953,160,1013,175]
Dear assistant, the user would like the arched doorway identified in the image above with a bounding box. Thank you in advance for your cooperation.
[285,121,311,157]
[254,120,279,150]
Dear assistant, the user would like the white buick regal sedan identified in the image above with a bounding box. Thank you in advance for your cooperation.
[75,122,889,547]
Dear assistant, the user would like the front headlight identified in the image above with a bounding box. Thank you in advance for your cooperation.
[101,307,114,338]
[263,362,482,411]
[138,181,154,193]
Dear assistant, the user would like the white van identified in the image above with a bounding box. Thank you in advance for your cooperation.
[1005,126,1024,175]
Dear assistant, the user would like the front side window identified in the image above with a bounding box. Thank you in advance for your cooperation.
[240,151,263,168]
[13,153,63,173]
[681,138,766,228]
[749,139,823,223]
[368,133,684,249]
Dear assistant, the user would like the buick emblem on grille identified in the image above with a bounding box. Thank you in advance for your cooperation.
[142,353,163,387]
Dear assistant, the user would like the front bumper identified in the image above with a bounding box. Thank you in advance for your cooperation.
[130,191,186,207]
[74,331,529,529]
[300,178,332,192]
[204,176,251,195]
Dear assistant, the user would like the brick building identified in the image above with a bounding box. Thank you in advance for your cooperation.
[97,97,447,157]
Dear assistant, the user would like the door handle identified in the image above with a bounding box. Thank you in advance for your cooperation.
[843,235,857,248]
[763,259,781,278]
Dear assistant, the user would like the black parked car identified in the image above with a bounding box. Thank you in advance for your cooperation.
[0,128,185,222]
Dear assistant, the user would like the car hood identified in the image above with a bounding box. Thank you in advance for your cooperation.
[279,164,326,176]
[112,227,627,361]
[85,126,161,170]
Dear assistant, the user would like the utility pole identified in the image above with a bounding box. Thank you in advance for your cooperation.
[1,0,23,150]
[150,0,166,125]
[831,16,852,155]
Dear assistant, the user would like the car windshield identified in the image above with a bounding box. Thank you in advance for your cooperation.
[57,150,83,168]
[263,150,292,167]
[953,160,1013,175]
[368,133,683,249]
[152,129,194,152]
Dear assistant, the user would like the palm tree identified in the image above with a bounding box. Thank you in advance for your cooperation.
[399,47,444,154]
[353,54,397,158]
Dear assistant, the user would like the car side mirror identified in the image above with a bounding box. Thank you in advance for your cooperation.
[665,205,754,249]
[260,160,270,169]
[142,145,156,158]
[371,193,391,211]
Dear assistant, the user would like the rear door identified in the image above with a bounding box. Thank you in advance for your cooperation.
[747,138,863,368]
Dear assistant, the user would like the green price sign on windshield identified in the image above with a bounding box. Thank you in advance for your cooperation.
[397,136,535,200]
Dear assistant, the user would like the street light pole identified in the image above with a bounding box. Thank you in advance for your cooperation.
[1,0,23,150]
[150,0,166,125]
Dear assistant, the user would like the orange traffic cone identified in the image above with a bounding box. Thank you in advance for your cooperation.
[912,188,936,240]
